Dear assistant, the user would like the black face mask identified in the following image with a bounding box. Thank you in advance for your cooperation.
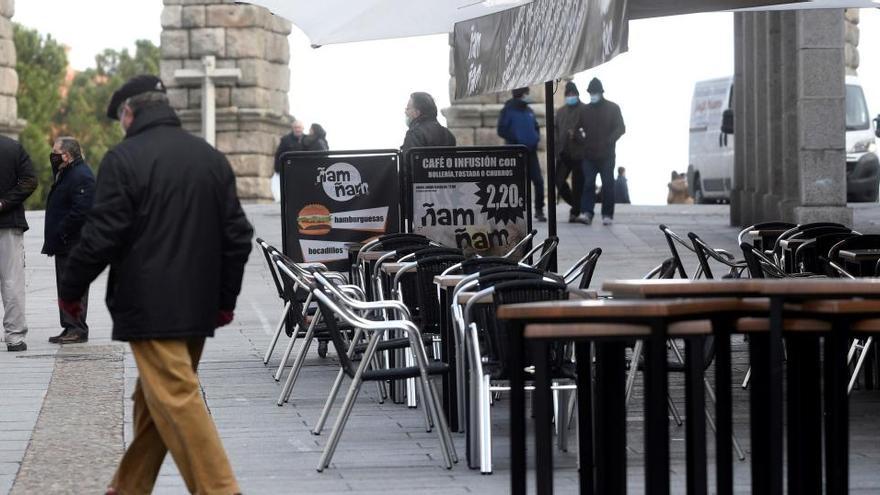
[49,153,64,168]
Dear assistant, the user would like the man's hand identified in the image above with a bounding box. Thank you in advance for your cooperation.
[217,310,234,328]
[58,299,84,320]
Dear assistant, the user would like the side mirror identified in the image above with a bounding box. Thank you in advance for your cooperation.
[721,109,734,135]
[874,115,880,138]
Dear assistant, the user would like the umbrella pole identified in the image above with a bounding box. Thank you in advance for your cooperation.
[544,80,558,272]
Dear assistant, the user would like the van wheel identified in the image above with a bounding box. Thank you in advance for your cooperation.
[693,180,707,204]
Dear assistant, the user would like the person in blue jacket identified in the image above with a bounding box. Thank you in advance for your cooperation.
[497,87,546,222]
[43,137,96,344]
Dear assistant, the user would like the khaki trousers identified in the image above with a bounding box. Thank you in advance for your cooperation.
[112,338,239,495]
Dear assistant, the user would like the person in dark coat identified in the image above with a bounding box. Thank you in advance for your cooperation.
[498,87,546,222]
[302,123,329,151]
[579,77,625,226]
[555,81,588,222]
[0,135,36,352]
[274,119,305,173]
[58,75,252,494]
[615,166,630,204]
[401,92,456,152]
[43,137,95,344]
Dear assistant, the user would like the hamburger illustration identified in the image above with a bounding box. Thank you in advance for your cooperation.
[297,203,332,235]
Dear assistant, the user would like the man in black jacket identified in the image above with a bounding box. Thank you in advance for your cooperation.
[58,75,253,494]
[43,137,95,344]
[274,119,305,173]
[401,92,456,152]
[0,135,36,352]
[555,81,588,223]
[578,77,625,226]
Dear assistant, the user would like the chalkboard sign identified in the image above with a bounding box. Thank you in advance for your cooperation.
[281,150,401,271]
[404,146,530,256]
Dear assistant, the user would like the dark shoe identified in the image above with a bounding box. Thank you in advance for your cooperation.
[48,329,69,344]
[7,341,26,352]
[602,216,614,226]
[535,210,547,223]
[58,330,88,344]
[575,213,593,225]
[568,213,578,223]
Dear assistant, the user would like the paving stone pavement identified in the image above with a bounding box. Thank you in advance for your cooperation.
[4,203,880,494]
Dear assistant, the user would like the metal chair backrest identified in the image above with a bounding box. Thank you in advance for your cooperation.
[415,254,466,334]
[736,221,797,247]
[502,229,538,259]
[688,232,744,280]
[483,279,569,379]
[826,234,880,277]
[256,238,285,299]
[461,256,519,275]
[659,224,698,278]
[520,236,559,272]
[562,248,602,289]
[796,232,859,274]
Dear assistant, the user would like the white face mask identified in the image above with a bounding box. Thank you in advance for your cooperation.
[590,94,602,104]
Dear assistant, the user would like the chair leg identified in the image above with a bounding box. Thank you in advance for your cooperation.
[480,375,493,474]
[667,394,684,427]
[273,326,299,382]
[263,300,291,365]
[566,387,578,431]
[313,368,347,435]
[704,376,746,461]
[741,366,751,389]
[625,340,643,406]
[406,348,418,408]
[317,334,382,471]
[849,337,873,395]
[417,377,433,432]
[278,308,321,405]
[556,387,570,452]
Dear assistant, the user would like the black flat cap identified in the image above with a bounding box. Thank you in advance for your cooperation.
[106,75,167,120]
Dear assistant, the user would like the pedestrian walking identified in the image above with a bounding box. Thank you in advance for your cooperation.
[401,92,456,151]
[43,137,95,344]
[0,135,36,352]
[302,123,329,151]
[498,87,546,222]
[555,81,588,222]
[578,77,626,226]
[615,166,631,204]
[58,75,253,495]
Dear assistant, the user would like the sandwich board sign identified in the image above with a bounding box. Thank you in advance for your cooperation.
[402,146,531,257]
[281,150,401,271]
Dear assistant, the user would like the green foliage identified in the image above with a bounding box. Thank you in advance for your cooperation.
[13,24,160,209]
[14,24,66,209]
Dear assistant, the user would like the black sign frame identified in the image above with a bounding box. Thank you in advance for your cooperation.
[280,149,401,271]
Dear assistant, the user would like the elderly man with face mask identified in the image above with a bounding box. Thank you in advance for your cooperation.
[57,75,253,495]
[43,137,95,345]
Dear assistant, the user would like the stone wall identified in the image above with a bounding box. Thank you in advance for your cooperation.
[160,0,291,202]
[845,9,859,75]
[0,0,24,139]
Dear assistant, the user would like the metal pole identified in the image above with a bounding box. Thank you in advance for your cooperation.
[202,55,216,146]
[544,80,558,272]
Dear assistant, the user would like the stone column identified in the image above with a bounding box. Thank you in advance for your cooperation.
[790,9,850,225]
[779,10,801,221]
[0,0,24,139]
[160,0,292,202]
[730,12,746,226]
[761,11,784,221]
[752,13,770,223]
[741,13,759,225]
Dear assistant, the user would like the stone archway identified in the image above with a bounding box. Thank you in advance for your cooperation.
[0,0,25,139]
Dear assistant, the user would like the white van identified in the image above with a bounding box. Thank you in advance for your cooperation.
[687,75,879,203]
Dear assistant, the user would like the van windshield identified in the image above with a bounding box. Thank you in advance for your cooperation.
[846,84,870,131]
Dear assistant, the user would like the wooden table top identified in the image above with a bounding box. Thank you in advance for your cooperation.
[380,262,410,275]
[524,319,711,339]
[604,278,880,298]
[839,249,880,261]
[434,274,467,288]
[497,298,743,321]
[359,250,391,261]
